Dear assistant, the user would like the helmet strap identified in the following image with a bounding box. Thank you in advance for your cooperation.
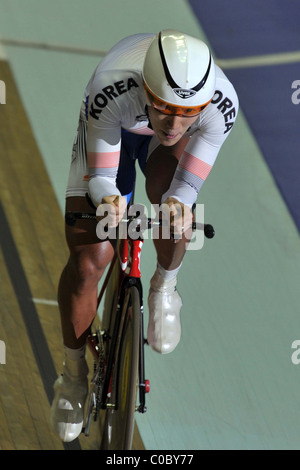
[145,105,153,130]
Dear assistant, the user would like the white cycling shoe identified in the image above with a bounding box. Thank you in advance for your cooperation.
[50,357,88,442]
[147,270,182,354]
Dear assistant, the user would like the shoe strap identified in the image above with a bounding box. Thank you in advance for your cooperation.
[150,275,177,293]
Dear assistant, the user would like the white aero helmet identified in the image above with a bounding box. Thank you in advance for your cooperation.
[143,30,216,116]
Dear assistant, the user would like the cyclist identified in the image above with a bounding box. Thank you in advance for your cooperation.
[50,30,239,442]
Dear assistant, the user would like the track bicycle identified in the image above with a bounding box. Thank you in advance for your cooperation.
[65,202,214,450]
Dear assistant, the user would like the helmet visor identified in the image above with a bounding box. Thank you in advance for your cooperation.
[144,83,211,117]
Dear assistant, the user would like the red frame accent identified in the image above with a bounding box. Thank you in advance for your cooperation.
[120,238,144,279]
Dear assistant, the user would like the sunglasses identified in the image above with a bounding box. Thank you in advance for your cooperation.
[144,83,210,117]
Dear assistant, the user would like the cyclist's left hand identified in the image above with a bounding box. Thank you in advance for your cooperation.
[96,195,127,228]
[162,197,193,241]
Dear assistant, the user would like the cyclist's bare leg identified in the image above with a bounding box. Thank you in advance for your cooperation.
[51,196,115,442]
[58,196,115,350]
[145,136,191,269]
[145,137,192,353]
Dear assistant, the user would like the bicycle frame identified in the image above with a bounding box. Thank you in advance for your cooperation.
[116,236,149,412]
[65,207,214,445]
[87,223,149,417]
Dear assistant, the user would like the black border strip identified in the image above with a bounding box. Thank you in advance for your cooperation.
[0,200,81,450]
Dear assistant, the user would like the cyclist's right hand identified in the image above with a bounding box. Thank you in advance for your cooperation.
[96,195,127,228]
[162,197,193,242]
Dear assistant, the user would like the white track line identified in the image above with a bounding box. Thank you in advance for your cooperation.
[1,37,300,68]
[217,50,300,69]
[32,298,58,307]
[0,38,106,57]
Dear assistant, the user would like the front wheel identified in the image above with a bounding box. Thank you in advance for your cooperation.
[100,285,141,450]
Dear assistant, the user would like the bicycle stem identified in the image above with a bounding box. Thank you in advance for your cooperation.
[65,212,215,239]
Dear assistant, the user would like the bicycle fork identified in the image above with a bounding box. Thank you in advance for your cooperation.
[111,276,150,414]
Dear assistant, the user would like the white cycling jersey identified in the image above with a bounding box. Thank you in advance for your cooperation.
[67,33,239,207]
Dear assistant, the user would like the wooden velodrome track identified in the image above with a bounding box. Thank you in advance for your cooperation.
[0,60,144,450]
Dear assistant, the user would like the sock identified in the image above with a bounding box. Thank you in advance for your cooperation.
[63,344,86,362]
[156,262,182,282]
